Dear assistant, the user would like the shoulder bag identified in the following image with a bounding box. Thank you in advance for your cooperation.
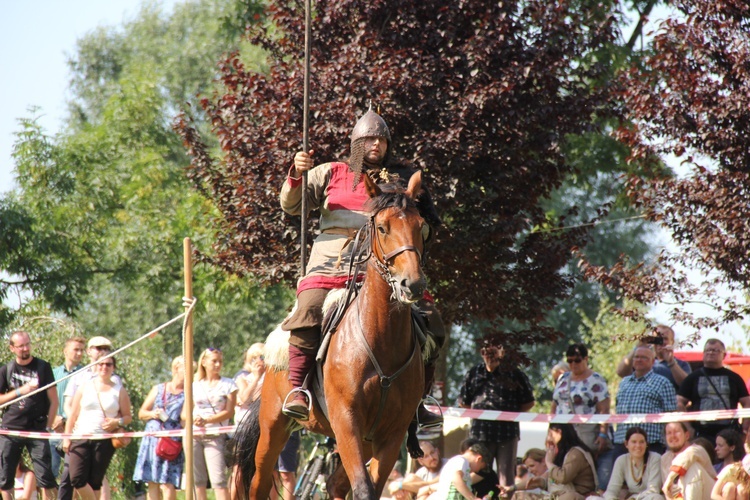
[155,383,182,461]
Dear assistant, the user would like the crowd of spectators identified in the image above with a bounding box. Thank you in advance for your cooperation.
[3,323,750,500]
[385,326,750,500]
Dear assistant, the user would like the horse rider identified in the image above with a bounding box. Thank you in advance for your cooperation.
[279,107,445,428]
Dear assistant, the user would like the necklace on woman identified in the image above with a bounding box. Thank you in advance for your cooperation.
[630,457,644,485]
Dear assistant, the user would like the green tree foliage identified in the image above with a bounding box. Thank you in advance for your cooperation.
[579,296,649,405]
[1,2,284,495]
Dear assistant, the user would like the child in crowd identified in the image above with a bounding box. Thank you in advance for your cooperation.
[428,443,490,500]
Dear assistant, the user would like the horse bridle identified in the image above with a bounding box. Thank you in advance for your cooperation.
[369,212,424,297]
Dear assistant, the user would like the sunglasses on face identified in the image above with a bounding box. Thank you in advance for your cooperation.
[99,362,114,367]
[566,357,583,364]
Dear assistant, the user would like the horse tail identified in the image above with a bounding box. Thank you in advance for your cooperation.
[232,398,262,499]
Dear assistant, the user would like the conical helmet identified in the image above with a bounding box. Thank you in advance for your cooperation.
[351,107,391,142]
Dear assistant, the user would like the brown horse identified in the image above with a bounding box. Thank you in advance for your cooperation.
[234,171,427,499]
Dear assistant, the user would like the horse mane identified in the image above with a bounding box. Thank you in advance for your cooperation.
[364,181,418,215]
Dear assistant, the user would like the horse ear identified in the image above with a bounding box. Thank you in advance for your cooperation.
[405,171,422,201]
[363,172,382,198]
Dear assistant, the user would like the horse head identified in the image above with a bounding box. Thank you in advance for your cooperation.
[363,171,427,305]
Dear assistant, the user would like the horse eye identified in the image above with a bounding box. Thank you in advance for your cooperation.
[377,225,387,235]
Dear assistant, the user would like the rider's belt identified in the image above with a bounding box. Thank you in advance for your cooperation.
[323,228,359,269]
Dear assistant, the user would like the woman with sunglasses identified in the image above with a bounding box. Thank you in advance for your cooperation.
[182,348,237,500]
[551,344,611,457]
[62,357,132,500]
[133,356,187,500]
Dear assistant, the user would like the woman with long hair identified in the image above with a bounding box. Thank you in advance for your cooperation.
[182,348,237,500]
[714,428,745,474]
[62,357,132,500]
[133,356,187,500]
[588,427,662,500]
[710,432,750,500]
[544,423,597,499]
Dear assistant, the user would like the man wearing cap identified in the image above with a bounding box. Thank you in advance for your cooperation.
[0,331,59,500]
[279,107,443,426]
[58,336,119,500]
[457,342,535,488]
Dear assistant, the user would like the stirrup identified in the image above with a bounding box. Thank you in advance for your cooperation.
[282,388,313,421]
[416,395,443,432]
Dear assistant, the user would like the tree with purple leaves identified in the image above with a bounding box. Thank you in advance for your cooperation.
[582,0,750,336]
[176,0,623,355]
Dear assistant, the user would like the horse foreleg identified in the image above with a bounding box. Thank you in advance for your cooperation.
[250,394,292,499]
[331,424,375,499]
[327,462,351,500]
[369,436,407,497]
[405,421,423,459]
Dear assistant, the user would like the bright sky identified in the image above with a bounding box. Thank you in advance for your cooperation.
[0,0,179,194]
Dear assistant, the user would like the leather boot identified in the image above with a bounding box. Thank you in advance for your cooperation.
[282,345,316,420]
[414,362,443,430]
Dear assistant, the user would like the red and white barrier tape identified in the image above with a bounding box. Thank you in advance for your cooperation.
[0,426,235,441]
[3,407,748,440]
[426,406,750,424]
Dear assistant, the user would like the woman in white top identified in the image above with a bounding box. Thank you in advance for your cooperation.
[551,344,611,455]
[63,357,132,500]
[182,348,237,500]
[589,426,662,500]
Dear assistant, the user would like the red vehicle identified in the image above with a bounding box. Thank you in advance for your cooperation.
[675,351,750,382]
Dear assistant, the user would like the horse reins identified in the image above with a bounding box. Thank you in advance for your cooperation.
[316,207,424,440]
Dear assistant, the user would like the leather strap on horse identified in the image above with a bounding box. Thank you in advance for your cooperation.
[356,305,420,442]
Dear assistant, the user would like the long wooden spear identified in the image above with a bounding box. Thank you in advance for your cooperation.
[300,0,312,276]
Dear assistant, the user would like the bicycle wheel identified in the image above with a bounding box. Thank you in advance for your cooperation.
[298,456,324,500]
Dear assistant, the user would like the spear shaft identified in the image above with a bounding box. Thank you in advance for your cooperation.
[300,0,312,276]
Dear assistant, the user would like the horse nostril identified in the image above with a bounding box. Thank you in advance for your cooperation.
[401,277,425,299]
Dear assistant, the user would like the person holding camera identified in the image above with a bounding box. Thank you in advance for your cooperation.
[616,325,690,390]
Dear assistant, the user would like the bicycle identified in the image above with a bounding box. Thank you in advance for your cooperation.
[294,435,340,500]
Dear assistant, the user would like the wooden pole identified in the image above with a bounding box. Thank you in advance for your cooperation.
[300,0,312,277]
[183,237,195,500]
